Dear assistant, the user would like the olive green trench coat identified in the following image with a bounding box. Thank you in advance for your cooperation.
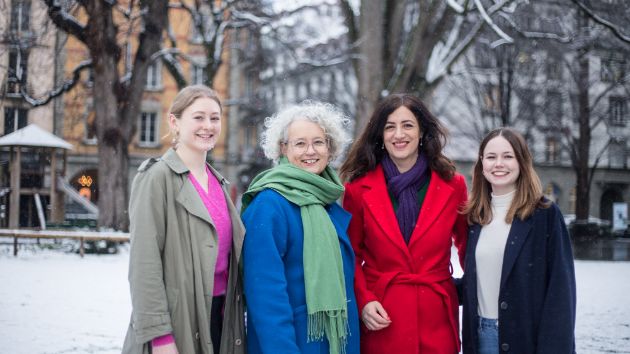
[122,148,246,354]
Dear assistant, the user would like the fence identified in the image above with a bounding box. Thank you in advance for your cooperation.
[0,229,130,257]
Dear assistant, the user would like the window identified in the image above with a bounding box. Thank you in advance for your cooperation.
[482,84,500,117]
[608,138,626,169]
[10,0,30,35]
[546,53,562,81]
[474,46,495,68]
[545,91,563,125]
[138,112,158,146]
[7,48,28,95]
[84,110,97,144]
[145,61,162,90]
[609,97,627,127]
[4,107,28,134]
[577,10,589,30]
[191,64,206,85]
[545,136,559,163]
[601,54,626,82]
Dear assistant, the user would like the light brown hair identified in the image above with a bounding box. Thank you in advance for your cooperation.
[464,127,549,225]
[169,84,222,119]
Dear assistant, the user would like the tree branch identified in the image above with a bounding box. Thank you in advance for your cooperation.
[498,12,571,43]
[43,0,87,43]
[21,60,92,107]
[571,0,630,43]
[474,0,513,44]
[426,0,514,84]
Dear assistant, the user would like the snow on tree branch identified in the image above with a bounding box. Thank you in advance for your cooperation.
[21,60,92,107]
[474,0,513,44]
[446,0,465,14]
[426,0,514,83]
[231,9,271,26]
[571,0,630,43]
[43,0,87,43]
[498,13,571,43]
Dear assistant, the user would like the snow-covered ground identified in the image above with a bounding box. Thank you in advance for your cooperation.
[1,243,629,353]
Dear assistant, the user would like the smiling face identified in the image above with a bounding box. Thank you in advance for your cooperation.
[170,97,222,155]
[383,106,422,173]
[281,119,330,175]
[481,135,520,195]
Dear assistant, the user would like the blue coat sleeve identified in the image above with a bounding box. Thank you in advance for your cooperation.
[536,204,577,354]
[242,191,301,354]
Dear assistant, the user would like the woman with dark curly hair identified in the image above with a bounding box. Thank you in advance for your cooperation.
[340,94,468,354]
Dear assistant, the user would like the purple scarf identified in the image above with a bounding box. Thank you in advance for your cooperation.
[382,153,430,243]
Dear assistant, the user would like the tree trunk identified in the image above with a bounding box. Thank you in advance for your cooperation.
[83,0,167,231]
[355,0,385,133]
[574,47,591,224]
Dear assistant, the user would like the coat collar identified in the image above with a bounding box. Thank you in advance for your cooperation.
[162,148,229,186]
[161,148,231,228]
[358,165,455,257]
[409,169,454,248]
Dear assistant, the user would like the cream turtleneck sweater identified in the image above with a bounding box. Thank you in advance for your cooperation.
[475,189,515,319]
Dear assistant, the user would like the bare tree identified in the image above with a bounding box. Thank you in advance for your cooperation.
[38,0,169,231]
[436,0,630,228]
[339,0,524,130]
[160,0,270,90]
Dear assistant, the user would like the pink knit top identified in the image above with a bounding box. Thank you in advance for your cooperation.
[188,166,233,296]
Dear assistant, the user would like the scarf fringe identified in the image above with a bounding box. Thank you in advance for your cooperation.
[307,310,349,354]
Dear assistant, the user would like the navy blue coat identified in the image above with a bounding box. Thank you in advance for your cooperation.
[242,189,361,354]
[461,202,576,354]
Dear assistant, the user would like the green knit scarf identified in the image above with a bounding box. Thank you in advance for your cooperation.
[242,157,348,354]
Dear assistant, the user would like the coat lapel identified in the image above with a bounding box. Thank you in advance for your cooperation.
[176,178,215,227]
[409,171,454,247]
[361,166,412,259]
[500,216,533,289]
[160,148,215,227]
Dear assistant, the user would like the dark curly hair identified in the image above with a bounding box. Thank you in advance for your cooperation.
[340,93,455,182]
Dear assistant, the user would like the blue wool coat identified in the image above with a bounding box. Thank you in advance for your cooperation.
[242,189,360,354]
[461,202,576,354]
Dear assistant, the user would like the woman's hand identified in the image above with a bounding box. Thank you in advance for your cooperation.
[361,301,392,331]
[152,343,179,354]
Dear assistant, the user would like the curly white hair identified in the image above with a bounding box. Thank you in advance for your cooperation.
[261,101,352,163]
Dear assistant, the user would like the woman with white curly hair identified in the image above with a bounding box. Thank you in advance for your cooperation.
[241,101,360,354]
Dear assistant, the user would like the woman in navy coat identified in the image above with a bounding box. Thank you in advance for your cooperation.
[241,102,360,354]
[461,127,576,354]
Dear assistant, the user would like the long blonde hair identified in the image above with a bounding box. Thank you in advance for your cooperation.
[464,127,549,225]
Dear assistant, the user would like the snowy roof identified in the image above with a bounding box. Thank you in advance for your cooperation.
[0,124,73,150]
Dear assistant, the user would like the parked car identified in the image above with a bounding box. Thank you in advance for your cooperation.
[563,214,611,227]
[564,214,612,238]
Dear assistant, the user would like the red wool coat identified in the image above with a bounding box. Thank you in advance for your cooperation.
[343,165,468,354]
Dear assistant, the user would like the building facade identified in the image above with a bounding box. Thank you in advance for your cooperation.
[436,0,630,228]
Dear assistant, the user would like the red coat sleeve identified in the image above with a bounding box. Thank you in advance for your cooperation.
[343,181,379,313]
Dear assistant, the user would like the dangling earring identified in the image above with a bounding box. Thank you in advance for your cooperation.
[381,143,384,150]
[420,139,423,147]
[172,130,179,149]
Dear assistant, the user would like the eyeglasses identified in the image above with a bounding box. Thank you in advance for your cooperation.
[284,138,329,153]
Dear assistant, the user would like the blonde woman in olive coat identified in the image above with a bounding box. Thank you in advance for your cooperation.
[122,85,245,354]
